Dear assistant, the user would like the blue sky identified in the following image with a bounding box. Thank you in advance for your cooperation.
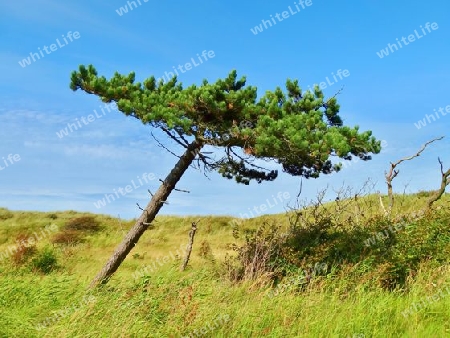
[1,0,449,219]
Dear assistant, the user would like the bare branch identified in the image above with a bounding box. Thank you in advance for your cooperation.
[427,157,450,209]
[151,132,181,158]
[160,125,189,148]
[315,86,344,112]
[174,127,190,147]
[158,179,190,193]
[384,136,444,214]
[391,136,443,167]
[174,187,190,193]
[297,178,303,198]
[227,146,272,172]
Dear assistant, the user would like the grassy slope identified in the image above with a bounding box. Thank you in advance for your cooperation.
[0,193,449,337]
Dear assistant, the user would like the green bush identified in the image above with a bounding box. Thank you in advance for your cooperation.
[51,230,84,246]
[224,200,450,293]
[47,213,58,220]
[224,222,287,282]
[30,247,58,274]
[64,216,102,232]
[0,208,14,221]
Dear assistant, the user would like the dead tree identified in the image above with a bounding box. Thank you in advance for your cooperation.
[181,220,199,271]
[383,136,444,215]
[427,157,450,209]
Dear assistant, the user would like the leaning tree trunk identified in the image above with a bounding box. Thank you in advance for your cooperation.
[89,140,203,288]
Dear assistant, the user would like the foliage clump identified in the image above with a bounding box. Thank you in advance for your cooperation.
[224,222,287,282]
[64,216,102,232]
[0,208,14,221]
[52,230,84,246]
[11,234,37,266]
[71,65,381,185]
[30,247,58,274]
[224,188,450,293]
[52,216,101,247]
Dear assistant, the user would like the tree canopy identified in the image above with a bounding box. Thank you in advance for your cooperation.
[71,65,380,184]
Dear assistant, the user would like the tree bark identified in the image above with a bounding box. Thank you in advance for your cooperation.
[89,140,203,288]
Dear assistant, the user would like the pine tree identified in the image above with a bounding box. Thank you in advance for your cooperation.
[70,65,381,287]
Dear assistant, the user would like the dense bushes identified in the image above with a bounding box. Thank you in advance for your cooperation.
[224,222,287,283]
[224,192,450,293]
[52,215,102,246]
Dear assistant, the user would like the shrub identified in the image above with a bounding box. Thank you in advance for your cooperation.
[30,247,58,274]
[11,234,37,265]
[132,253,146,260]
[47,213,58,220]
[198,240,213,260]
[64,216,102,232]
[51,230,84,246]
[0,208,14,221]
[224,222,286,282]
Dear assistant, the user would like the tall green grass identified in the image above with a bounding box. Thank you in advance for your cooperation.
[0,192,448,337]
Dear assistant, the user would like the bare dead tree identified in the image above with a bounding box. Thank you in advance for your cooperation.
[427,157,450,209]
[181,220,199,271]
[383,136,444,215]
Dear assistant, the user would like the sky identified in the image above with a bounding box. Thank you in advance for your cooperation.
[1,0,449,220]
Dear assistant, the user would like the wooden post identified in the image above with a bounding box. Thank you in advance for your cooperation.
[181,221,199,271]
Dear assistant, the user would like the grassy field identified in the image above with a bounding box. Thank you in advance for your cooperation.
[0,192,449,337]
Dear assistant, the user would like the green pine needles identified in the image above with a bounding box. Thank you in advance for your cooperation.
[71,65,380,184]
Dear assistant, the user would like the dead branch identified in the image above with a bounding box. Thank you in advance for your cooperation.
[160,125,189,148]
[174,187,190,193]
[181,220,199,271]
[384,136,444,214]
[427,157,450,209]
[151,132,181,158]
